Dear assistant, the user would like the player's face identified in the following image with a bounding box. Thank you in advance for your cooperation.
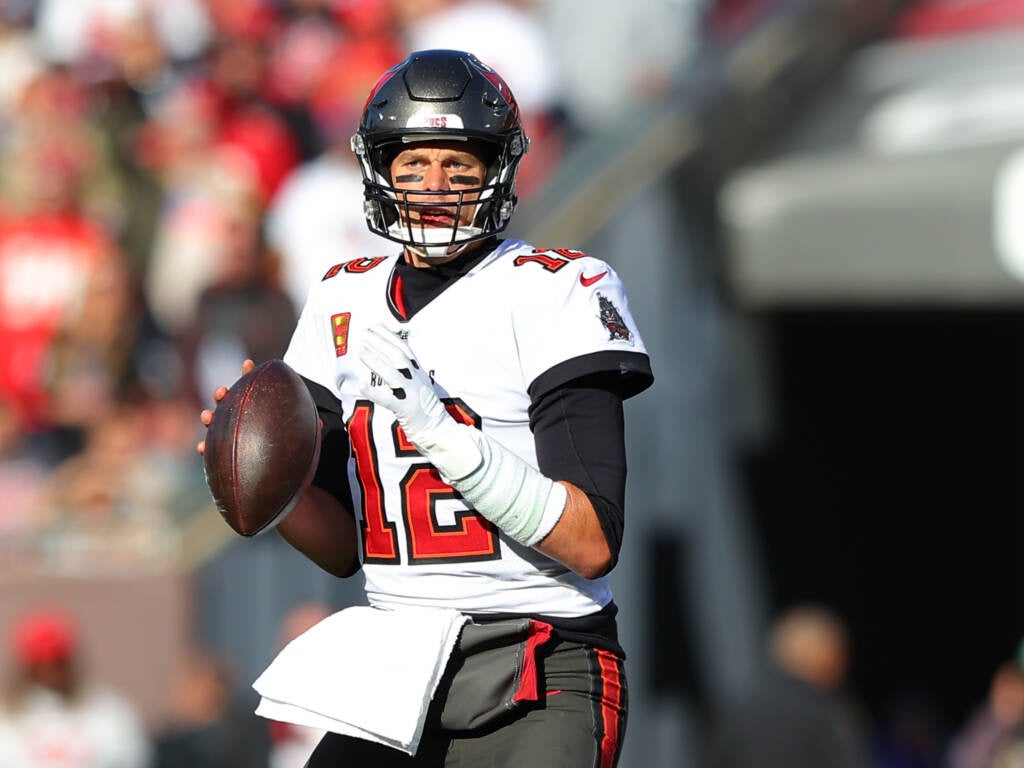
[388,142,489,230]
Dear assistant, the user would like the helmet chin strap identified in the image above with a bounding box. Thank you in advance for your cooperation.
[388,221,485,261]
[405,243,470,260]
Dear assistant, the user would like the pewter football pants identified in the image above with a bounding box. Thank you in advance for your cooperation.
[303,640,628,768]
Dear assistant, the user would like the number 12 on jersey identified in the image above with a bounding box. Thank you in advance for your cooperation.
[347,400,501,565]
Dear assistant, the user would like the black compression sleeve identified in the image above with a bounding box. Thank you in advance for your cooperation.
[528,372,627,569]
[301,376,353,510]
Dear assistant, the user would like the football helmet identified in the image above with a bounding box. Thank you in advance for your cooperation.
[351,49,529,259]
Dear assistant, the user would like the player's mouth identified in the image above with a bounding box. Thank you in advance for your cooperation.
[413,206,457,227]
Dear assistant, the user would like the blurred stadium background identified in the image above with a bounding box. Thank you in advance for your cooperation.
[1,0,1023,766]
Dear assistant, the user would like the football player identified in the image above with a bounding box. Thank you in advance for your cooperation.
[200,49,653,767]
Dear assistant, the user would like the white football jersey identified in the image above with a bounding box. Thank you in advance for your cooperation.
[284,238,649,617]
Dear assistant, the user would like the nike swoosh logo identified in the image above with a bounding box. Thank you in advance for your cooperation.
[579,270,608,287]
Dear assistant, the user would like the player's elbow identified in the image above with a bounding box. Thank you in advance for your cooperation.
[547,533,612,580]
[574,545,613,580]
[315,556,362,579]
[574,562,608,581]
[276,486,361,578]
[540,482,616,579]
[536,534,611,580]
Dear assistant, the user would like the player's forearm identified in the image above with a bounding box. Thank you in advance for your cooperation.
[277,485,360,578]
[534,482,613,580]
[406,424,613,578]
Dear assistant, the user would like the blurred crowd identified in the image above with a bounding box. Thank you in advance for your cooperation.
[0,604,326,768]
[0,0,578,575]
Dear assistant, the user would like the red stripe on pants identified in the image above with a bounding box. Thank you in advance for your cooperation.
[596,649,623,768]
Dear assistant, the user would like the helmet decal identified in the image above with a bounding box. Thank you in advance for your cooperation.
[405,113,464,129]
[361,64,402,114]
[480,70,521,123]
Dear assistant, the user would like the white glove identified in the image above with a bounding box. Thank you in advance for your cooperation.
[358,325,482,480]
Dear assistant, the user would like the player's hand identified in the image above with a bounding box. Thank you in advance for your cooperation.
[357,325,449,445]
[197,358,256,456]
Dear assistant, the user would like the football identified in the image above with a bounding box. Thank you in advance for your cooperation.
[203,359,321,537]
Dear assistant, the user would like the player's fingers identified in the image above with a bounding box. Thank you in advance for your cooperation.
[375,325,417,362]
[363,327,408,366]
[366,325,416,368]
[360,332,412,375]
[363,336,419,384]
[376,328,422,373]
[200,408,214,426]
[197,440,206,456]
[358,343,405,390]
[242,359,256,375]
[358,379,402,407]
[213,386,229,403]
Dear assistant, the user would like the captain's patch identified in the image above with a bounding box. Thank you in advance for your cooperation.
[332,313,351,356]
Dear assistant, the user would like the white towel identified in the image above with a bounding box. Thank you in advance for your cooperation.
[253,605,468,755]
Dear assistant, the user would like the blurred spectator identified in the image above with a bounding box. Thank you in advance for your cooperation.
[33,0,213,69]
[266,603,333,768]
[141,5,301,338]
[131,394,213,521]
[947,653,1024,768]
[265,36,400,308]
[263,0,349,159]
[396,0,569,196]
[0,8,43,131]
[141,80,274,337]
[45,225,134,438]
[706,604,871,768]
[265,0,341,112]
[201,5,301,205]
[331,0,401,44]
[140,77,233,336]
[0,398,48,569]
[153,647,270,768]
[33,402,181,570]
[178,187,296,406]
[0,608,152,768]
[205,0,279,44]
[0,69,130,449]
[87,10,183,278]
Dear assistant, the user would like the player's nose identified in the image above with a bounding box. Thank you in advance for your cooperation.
[423,162,449,193]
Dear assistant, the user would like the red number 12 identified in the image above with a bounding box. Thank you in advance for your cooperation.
[347,399,500,564]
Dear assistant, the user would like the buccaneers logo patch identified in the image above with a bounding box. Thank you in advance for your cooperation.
[597,293,632,343]
[332,312,351,356]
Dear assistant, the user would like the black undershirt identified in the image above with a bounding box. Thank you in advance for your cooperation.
[386,240,493,321]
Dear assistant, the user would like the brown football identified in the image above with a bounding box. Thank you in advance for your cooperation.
[203,359,321,537]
